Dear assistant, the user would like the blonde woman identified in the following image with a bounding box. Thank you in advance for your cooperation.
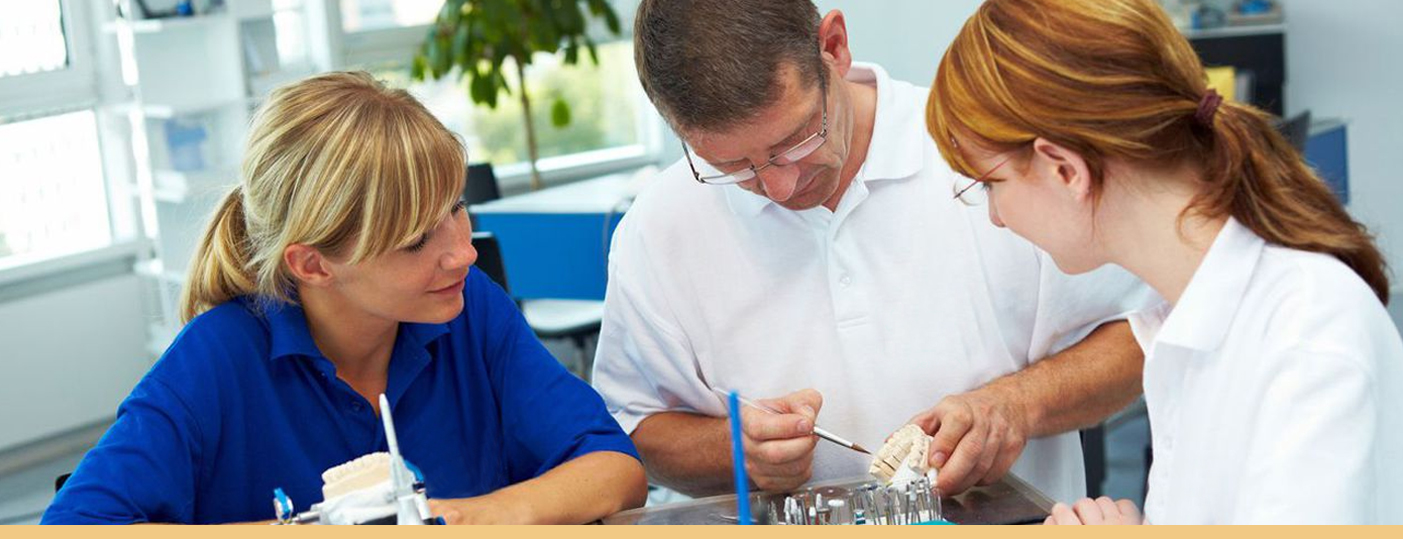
[43,72,646,524]
[927,0,1402,525]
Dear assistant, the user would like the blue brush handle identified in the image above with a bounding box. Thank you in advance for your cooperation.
[729,391,752,525]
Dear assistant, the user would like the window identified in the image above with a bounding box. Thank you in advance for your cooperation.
[339,0,441,32]
[372,40,648,171]
[0,2,70,76]
[0,0,113,268]
[331,0,661,188]
[0,111,111,262]
[271,0,313,72]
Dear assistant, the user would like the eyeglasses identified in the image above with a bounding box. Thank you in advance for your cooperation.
[952,155,1012,206]
[682,83,829,185]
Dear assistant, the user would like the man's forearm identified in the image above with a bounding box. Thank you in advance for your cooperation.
[631,412,737,498]
[985,321,1143,438]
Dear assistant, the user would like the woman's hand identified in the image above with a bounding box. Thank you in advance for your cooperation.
[428,494,533,525]
[1044,497,1144,525]
[427,452,646,524]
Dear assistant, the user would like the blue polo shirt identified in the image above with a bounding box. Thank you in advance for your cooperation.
[43,268,639,524]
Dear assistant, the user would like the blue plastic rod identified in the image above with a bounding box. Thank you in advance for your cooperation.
[729,391,752,525]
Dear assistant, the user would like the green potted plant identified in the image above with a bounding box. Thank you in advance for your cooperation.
[413,0,622,191]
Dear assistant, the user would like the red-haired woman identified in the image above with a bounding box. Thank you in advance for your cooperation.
[927,0,1402,524]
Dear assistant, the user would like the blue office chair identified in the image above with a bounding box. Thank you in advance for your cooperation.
[1272,110,1312,153]
[464,163,502,204]
[520,299,604,380]
[471,231,510,292]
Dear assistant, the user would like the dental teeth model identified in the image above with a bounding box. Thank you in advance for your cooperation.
[321,452,392,501]
[271,394,439,525]
[869,424,935,485]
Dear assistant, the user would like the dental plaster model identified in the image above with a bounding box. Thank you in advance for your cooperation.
[869,424,935,485]
[322,452,393,501]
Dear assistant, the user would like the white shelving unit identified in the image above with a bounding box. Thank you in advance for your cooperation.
[1181,23,1285,40]
[104,0,324,356]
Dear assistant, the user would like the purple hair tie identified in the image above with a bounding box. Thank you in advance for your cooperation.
[1195,89,1224,127]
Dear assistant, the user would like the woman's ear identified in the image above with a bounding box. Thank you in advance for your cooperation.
[283,243,334,288]
[1031,138,1095,203]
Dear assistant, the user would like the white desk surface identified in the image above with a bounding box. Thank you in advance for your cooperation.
[470,172,641,214]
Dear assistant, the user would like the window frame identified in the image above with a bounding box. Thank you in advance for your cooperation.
[316,0,665,193]
[0,0,98,119]
[0,0,145,284]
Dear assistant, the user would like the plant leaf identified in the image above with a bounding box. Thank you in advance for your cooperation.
[411,0,621,133]
[564,36,579,64]
[432,33,452,75]
[550,98,572,128]
[584,35,599,65]
[440,0,462,27]
[469,69,488,104]
[604,7,620,35]
[451,23,471,67]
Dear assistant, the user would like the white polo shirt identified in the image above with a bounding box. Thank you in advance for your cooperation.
[1133,218,1403,524]
[592,63,1153,503]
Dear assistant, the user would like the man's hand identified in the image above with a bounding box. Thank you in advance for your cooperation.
[740,389,823,492]
[907,386,1030,495]
[1044,498,1144,525]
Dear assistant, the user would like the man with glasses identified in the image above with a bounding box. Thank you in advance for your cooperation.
[592,0,1153,503]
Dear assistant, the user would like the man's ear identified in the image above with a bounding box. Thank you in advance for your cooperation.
[1031,137,1095,203]
[283,243,335,289]
[818,10,852,79]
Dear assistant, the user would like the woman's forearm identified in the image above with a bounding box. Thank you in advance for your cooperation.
[433,451,647,524]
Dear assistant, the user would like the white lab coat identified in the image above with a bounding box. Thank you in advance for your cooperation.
[1132,217,1403,524]
[591,63,1155,503]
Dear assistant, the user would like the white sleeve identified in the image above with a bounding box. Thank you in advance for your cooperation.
[1231,346,1376,524]
[591,213,723,434]
[1027,250,1159,359]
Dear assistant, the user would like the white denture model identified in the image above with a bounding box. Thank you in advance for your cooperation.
[272,394,440,525]
[307,452,408,525]
[869,424,938,486]
[322,452,393,501]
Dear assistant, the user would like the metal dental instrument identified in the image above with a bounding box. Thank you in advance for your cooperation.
[713,388,871,455]
[763,478,946,525]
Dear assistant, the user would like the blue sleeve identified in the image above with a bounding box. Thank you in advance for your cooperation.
[471,273,641,482]
[41,375,203,524]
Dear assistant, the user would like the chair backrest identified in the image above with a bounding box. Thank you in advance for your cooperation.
[1273,110,1312,153]
[471,231,510,294]
[464,163,502,206]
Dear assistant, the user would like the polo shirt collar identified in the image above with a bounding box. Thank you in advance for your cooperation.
[1135,217,1264,356]
[260,298,450,363]
[262,299,324,361]
[724,62,923,218]
[850,62,925,183]
[385,320,449,407]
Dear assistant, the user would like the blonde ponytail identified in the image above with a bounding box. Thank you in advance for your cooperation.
[179,186,257,322]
